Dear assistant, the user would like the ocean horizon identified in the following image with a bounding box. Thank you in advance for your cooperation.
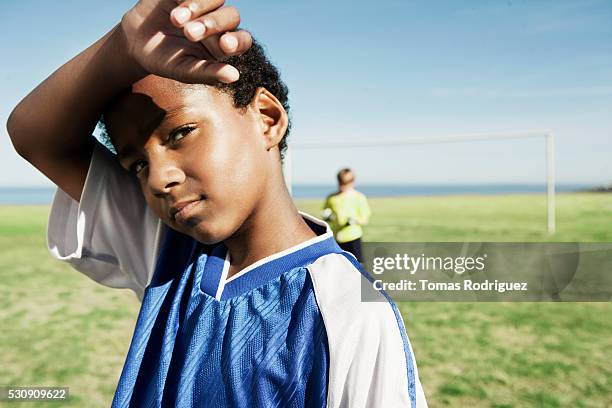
[0,183,598,205]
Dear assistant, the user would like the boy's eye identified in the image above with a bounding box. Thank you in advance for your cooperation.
[130,160,148,175]
[169,125,196,143]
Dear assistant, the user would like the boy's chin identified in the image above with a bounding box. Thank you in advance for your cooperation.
[166,211,246,246]
[183,220,235,246]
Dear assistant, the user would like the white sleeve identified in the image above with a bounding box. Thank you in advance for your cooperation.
[46,140,166,301]
[308,253,428,408]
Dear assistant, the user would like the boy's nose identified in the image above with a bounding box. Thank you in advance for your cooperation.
[147,159,185,196]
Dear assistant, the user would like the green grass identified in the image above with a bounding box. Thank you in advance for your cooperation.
[0,193,611,407]
[298,192,612,242]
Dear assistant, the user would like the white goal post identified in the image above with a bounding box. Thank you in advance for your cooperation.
[283,131,556,234]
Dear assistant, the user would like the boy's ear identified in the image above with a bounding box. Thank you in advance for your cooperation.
[252,87,288,151]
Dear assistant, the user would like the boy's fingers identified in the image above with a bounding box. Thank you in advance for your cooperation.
[201,34,227,61]
[182,6,240,42]
[219,30,252,56]
[172,58,239,84]
[200,30,251,60]
[205,62,240,83]
[170,0,224,27]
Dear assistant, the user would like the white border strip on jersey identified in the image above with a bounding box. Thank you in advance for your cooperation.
[223,211,333,285]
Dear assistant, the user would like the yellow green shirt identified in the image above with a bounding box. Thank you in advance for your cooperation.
[322,189,371,243]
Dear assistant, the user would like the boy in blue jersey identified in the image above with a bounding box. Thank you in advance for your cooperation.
[8,0,427,406]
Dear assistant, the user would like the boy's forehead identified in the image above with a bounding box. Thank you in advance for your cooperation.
[128,75,206,111]
[106,75,226,131]
[132,75,190,101]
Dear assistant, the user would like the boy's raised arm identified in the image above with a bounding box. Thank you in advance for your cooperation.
[6,0,252,202]
[7,26,141,203]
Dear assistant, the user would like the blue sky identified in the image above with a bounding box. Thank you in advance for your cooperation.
[1,0,611,186]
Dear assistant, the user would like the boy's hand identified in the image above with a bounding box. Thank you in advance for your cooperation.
[121,0,252,84]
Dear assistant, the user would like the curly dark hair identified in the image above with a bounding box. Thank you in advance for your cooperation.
[98,37,291,161]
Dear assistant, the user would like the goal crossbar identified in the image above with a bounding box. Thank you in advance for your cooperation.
[284,131,556,234]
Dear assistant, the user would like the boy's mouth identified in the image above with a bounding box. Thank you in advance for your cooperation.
[170,197,204,222]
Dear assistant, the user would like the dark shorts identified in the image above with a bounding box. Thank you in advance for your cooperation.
[338,237,363,263]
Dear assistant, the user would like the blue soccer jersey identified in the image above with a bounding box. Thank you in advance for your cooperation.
[111,213,427,407]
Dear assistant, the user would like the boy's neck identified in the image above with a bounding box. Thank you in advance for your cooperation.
[223,178,317,280]
[339,184,355,193]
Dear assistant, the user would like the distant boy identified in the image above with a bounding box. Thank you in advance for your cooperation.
[323,168,371,262]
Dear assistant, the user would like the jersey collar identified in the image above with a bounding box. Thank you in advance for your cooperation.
[198,212,342,301]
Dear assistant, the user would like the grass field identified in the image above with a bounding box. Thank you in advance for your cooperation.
[0,193,611,407]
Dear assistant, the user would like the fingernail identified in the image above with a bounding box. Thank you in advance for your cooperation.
[218,66,240,83]
[172,7,191,25]
[224,35,238,51]
[186,21,206,38]
[188,2,200,13]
